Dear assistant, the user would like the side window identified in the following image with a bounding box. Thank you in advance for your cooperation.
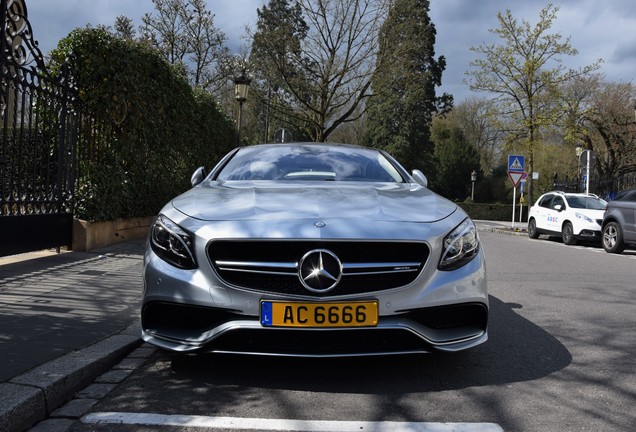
[624,191,636,201]
[552,196,565,209]
[613,190,636,201]
[539,195,553,208]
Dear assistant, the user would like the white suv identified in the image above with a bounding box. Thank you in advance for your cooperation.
[528,191,607,245]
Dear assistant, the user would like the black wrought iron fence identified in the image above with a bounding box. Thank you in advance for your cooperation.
[0,0,108,256]
[552,171,636,201]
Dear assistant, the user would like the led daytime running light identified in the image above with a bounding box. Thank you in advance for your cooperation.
[151,215,197,269]
[439,218,479,271]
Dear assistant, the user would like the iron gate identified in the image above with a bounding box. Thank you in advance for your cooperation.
[1,0,80,257]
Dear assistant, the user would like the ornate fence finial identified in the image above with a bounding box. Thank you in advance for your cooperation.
[1,0,48,73]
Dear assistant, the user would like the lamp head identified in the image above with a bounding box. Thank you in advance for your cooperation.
[575,143,583,158]
[233,72,252,102]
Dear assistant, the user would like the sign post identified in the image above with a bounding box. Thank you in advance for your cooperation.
[580,150,594,194]
[508,155,525,229]
[519,174,527,223]
[512,186,517,229]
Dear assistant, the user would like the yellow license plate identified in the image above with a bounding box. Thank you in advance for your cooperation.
[260,300,378,328]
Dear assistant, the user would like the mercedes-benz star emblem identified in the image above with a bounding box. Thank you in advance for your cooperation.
[298,249,342,293]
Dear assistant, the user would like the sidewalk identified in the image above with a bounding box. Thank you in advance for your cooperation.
[0,239,146,431]
[474,219,528,235]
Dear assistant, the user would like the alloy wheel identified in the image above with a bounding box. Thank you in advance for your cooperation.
[603,225,617,249]
[562,222,576,245]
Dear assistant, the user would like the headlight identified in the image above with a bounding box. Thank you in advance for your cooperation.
[439,218,480,271]
[575,212,593,223]
[150,215,197,269]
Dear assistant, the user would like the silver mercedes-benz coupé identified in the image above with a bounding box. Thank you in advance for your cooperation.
[141,143,488,356]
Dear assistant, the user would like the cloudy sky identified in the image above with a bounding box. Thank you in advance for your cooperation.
[23,0,636,103]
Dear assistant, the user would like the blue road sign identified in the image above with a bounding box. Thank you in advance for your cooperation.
[508,155,525,172]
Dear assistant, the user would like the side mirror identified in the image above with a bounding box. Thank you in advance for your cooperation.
[190,166,207,187]
[553,204,563,212]
[411,169,428,188]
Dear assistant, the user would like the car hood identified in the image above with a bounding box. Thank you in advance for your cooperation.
[170,181,457,223]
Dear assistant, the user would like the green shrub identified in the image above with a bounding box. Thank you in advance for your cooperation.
[49,28,236,221]
[457,202,529,223]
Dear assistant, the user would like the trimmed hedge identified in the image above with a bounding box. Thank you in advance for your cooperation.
[49,28,236,221]
[457,202,529,223]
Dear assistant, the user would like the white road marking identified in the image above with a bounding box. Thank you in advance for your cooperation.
[525,236,636,260]
[82,412,504,431]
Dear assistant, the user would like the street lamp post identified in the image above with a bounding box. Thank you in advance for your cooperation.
[233,71,251,145]
[576,144,592,194]
[470,170,477,201]
[584,150,591,194]
[575,143,583,192]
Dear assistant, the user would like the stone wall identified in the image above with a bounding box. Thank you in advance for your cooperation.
[72,217,155,251]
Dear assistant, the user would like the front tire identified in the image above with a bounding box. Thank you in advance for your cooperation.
[602,222,625,254]
[562,222,577,245]
[528,218,539,239]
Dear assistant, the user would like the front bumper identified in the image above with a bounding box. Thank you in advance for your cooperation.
[141,300,488,356]
[141,242,489,356]
[576,229,601,240]
[574,225,602,241]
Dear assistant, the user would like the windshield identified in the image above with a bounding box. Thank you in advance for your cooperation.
[216,145,405,183]
[566,195,607,210]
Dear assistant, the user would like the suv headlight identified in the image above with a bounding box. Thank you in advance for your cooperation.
[439,218,480,271]
[575,212,593,223]
[150,215,197,269]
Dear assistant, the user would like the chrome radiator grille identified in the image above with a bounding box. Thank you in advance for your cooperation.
[208,240,429,297]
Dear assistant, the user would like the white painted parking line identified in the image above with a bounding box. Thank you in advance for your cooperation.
[82,412,504,431]
[527,236,636,260]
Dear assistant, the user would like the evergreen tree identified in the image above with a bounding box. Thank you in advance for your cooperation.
[251,0,308,91]
[432,119,481,201]
[249,0,309,141]
[366,0,451,174]
[114,16,136,40]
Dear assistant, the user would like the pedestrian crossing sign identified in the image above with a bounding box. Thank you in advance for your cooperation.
[508,155,525,172]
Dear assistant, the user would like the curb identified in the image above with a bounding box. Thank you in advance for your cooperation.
[486,228,527,237]
[0,322,142,432]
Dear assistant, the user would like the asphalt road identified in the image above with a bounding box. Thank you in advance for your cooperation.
[50,230,636,431]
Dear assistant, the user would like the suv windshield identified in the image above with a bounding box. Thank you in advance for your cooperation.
[565,195,607,210]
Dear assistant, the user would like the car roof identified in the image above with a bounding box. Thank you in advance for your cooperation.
[236,142,374,152]
[544,191,601,199]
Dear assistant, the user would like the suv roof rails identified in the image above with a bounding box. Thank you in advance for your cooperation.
[549,190,600,198]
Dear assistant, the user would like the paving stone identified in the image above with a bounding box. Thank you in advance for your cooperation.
[128,345,157,358]
[74,383,118,399]
[28,418,74,432]
[50,398,98,418]
[96,368,133,383]
[113,357,148,370]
